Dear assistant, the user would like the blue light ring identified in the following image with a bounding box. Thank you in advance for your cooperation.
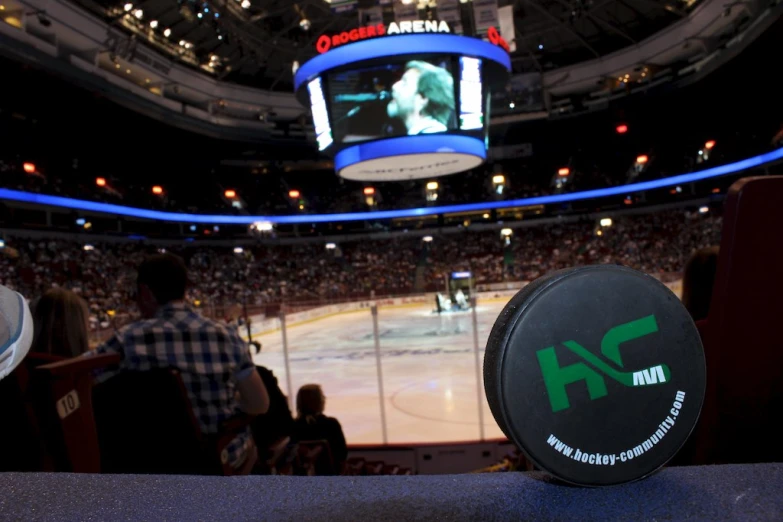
[294,33,512,96]
[0,148,780,225]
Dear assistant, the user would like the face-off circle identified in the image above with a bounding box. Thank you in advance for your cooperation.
[484,265,706,486]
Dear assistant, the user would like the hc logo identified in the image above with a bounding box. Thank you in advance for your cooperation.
[536,315,672,412]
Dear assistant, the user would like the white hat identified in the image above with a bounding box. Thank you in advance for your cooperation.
[0,285,34,381]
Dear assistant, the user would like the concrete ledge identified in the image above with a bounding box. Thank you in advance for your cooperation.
[1,464,781,520]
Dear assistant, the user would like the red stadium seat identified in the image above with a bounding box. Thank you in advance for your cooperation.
[0,353,62,471]
[33,353,121,472]
[295,440,336,476]
[253,436,294,475]
[93,368,257,476]
[687,176,783,465]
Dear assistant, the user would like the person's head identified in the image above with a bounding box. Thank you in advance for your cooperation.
[296,384,326,420]
[681,246,719,322]
[387,61,454,127]
[136,253,188,318]
[32,288,90,358]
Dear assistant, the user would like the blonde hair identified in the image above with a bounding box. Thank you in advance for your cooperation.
[32,288,90,358]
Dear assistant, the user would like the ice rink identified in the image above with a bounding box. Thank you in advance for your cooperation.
[251,298,512,445]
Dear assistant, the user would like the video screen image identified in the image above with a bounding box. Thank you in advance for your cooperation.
[328,58,458,143]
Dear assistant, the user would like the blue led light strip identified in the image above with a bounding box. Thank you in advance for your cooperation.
[0,147,781,225]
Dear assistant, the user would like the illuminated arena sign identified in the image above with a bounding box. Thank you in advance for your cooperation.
[295,31,511,181]
[315,20,453,54]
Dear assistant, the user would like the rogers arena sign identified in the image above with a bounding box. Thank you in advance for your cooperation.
[317,20,452,54]
[487,27,510,53]
[316,21,510,54]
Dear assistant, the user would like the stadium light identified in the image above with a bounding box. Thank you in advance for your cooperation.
[289,190,300,199]
[500,228,513,237]
[422,236,433,242]
[616,124,628,134]
[636,155,648,164]
[76,218,85,226]
[83,244,95,251]
[2,148,781,225]
[0,239,5,249]
[483,213,490,219]
[325,243,336,249]
[224,189,236,199]
[363,187,375,195]
[152,185,163,195]
[233,247,243,254]
[96,177,107,187]
[426,181,439,190]
[252,221,273,232]
[23,162,36,173]
[705,140,716,150]
[149,20,158,29]
[558,168,570,176]
[600,218,613,227]
[492,175,505,184]
[699,206,709,214]
[133,8,143,19]
[123,3,133,12]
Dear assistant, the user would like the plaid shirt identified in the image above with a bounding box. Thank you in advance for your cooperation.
[94,302,255,469]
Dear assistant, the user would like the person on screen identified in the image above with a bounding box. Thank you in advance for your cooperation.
[387,60,455,135]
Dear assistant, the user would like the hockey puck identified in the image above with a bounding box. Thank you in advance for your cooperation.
[484,265,706,486]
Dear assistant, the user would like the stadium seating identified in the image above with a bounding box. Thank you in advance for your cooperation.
[93,368,263,476]
[687,176,783,465]
[32,353,120,472]
[0,208,721,332]
[0,352,61,472]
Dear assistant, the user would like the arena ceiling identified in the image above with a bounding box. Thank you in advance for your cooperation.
[69,0,700,91]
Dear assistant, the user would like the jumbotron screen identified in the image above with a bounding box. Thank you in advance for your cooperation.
[295,26,510,180]
[328,56,485,143]
[311,54,489,150]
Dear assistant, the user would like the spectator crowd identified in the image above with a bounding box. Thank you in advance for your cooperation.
[0,207,721,331]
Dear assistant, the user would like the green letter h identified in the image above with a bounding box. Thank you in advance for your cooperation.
[536,347,607,412]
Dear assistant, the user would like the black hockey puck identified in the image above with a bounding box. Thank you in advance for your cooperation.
[484,265,706,486]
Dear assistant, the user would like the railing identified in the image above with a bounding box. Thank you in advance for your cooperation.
[89,275,674,446]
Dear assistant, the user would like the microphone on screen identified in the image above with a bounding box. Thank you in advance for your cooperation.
[335,92,391,123]
[334,91,391,103]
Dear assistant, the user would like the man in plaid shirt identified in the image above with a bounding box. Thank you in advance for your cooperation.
[94,253,269,471]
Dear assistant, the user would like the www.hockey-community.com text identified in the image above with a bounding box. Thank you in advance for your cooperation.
[545,390,686,466]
